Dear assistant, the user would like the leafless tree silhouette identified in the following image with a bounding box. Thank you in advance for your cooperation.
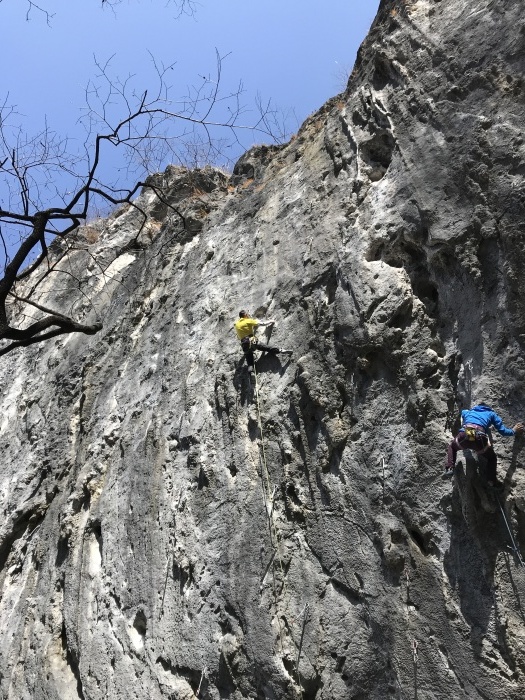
[0,53,275,356]
[1,0,197,24]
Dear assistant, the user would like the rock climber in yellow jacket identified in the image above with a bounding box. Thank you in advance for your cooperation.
[234,310,292,375]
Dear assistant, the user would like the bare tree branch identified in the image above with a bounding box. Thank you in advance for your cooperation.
[0,0,197,24]
[0,323,100,358]
[0,48,287,356]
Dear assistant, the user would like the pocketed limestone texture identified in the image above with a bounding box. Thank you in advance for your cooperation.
[1,0,525,698]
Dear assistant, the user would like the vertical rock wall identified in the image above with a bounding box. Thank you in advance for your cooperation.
[1,0,525,698]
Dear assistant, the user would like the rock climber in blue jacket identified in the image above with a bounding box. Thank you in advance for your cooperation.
[444,403,524,487]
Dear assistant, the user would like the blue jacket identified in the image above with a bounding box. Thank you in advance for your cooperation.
[461,405,514,436]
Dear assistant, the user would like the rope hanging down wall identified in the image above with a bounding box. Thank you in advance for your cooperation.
[253,365,289,645]
[253,363,309,698]
[495,494,525,568]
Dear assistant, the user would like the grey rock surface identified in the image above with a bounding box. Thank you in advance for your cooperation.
[1,0,525,698]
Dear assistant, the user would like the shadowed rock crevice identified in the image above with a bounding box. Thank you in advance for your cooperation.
[359,130,396,181]
[0,502,47,579]
[61,621,85,700]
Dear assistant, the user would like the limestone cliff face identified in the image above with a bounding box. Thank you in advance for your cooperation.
[1,0,525,698]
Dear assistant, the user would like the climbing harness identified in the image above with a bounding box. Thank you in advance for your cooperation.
[456,424,489,453]
[241,335,254,351]
[464,426,479,442]
[495,494,525,568]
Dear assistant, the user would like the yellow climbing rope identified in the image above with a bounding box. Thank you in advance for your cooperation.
[252,358,308,697]
[253,364,289,652]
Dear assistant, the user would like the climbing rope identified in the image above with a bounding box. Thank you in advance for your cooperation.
[253,363,290,653]
[196,667,207,698]
[403,564,421,690]
[381,456,386,513]
[495,494,525,568]
[252,357,311,698]
[412,639,419,666]
[253,365,273,502]
[295,603,310,693]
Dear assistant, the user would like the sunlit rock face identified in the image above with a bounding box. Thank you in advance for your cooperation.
[2,1,525,698]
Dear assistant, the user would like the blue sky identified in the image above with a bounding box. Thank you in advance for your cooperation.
[0,0,379,223]
[2,1,379,153]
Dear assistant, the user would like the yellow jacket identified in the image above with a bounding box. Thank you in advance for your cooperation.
[234,317,259,340]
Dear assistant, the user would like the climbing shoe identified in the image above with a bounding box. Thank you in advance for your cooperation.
[279,348,293,355]
[441,468,454,480]
[487,478,504,490]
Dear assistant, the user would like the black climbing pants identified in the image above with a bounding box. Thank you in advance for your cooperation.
[240,337,280,370]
